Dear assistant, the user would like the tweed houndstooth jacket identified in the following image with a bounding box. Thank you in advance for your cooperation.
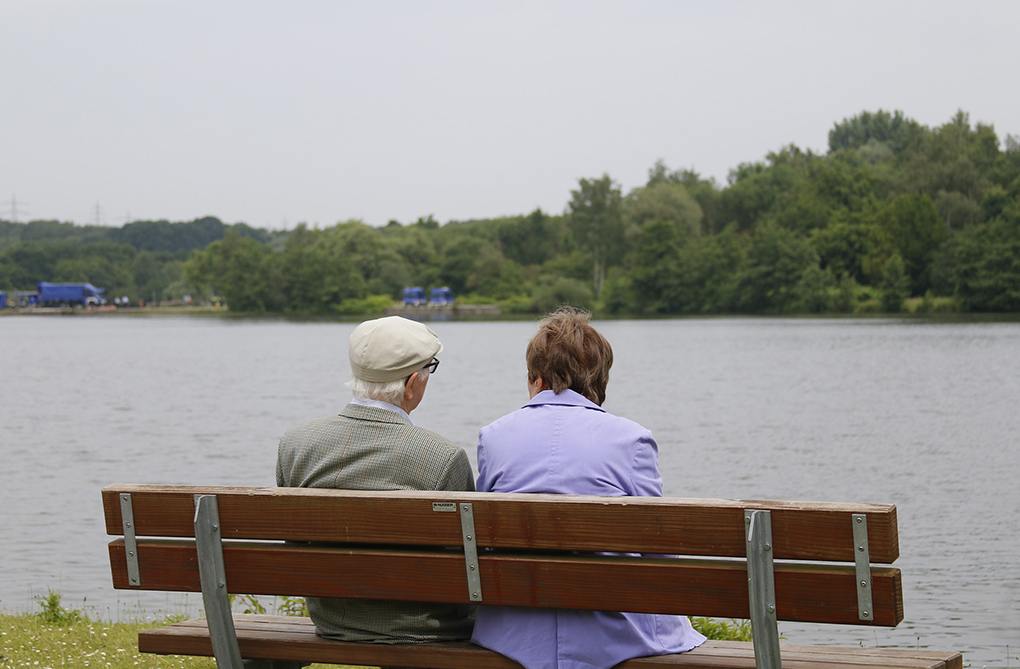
[276,402,475,643]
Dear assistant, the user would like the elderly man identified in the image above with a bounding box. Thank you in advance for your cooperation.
[276,315,474,643]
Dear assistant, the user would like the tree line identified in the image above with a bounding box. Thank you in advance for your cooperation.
[2,109,1018,314]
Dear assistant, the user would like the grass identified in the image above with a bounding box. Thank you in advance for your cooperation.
[2,591,756,668]
[1,613,753,669]
[0,592,366,669]
[1,611,217,669]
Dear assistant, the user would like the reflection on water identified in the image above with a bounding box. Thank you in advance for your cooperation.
[1,315,1017,666]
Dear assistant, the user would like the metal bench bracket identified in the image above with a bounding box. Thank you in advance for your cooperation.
[119,493,141,587]
[459,503,483,602]
[194,494,245,669]
[852,513,874,622]
[745,509,782,669]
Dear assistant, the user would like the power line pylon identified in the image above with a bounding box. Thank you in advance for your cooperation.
[6,194,29,222]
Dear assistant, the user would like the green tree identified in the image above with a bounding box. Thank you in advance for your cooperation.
[185,230,281,312]
[879,254,909,312]
[811,216,883,285]
[881,194,948,294]
[736,224,818,313]
[436,235,485,294]
[322,221,409,298]
[944,213,1020,311]
[279,224,363,312]
[466,245,526,299]
[568,175,625,297]
[496,209,560,266]
[828,109,923,155]
[626,218,684,314]
[793,265,836,313]
[717,146,815,232]
[531,276,594,313]
[675,226,746,313]
[625,181,703,238]
[645,161,721,233]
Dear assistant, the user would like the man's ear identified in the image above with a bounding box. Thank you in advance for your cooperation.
[404,371,419,397]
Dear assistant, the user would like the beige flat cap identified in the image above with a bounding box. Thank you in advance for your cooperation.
[349,316,443,382]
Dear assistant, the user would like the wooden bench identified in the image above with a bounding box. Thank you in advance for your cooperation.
[102,484,962,669]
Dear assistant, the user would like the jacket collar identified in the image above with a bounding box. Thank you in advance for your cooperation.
[523,388,605,412]
[340,402,413,425]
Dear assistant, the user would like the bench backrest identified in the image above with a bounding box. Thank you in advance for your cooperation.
[102,484,902,628]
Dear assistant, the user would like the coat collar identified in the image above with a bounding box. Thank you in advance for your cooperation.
[523,388,605,412]
[340,402,413,425]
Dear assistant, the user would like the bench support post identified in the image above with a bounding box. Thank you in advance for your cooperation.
[746,509,782,669]
[195,494,246,669]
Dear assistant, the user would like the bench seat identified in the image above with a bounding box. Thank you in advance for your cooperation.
[140,614,963,669]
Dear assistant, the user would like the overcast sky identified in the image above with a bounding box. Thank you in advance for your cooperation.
[2,1,1018,230]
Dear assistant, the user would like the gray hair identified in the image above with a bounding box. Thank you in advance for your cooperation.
[347,365,430,405]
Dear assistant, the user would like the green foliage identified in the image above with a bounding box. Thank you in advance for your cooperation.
[829,110,923,155]
[689,617,754,642]
[647,161,721,233]
[232,593,267,615]
[568,174,625,296]
[36,589,85,626]
[186,230,283,312]
[495,209,562,266]
[539,249,591,284]
[943,215,1020,311]
[531,276,594,313]
[626,218,685,314]
[333,294,394,315]
[3,609,353,668]
[625,181,704,237]
[831,273,859,313]
[276,595,310,617]
[811,215,882,284]
[880,194,948,294]
[497,292,540,314]
[230,594,309,617]
[880,254,910,312]
[2,109,1018,317]
[736,224,819,313]
[108,217,246,253]
[794,265,837,313]
[0,216,247,302]
[278,224,363,312]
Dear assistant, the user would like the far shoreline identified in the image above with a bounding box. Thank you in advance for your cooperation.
[4,304,1020,325]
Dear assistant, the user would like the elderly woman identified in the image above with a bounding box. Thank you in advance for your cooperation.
[471,308,706,669]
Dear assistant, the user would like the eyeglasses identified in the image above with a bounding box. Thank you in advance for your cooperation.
[405,358,439,386]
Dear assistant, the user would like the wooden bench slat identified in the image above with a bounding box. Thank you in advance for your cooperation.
[138,616,961,669]
[110,539,903,626]
[102,485,899,563]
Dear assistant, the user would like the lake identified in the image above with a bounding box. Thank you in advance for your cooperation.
[1,314,1017,666]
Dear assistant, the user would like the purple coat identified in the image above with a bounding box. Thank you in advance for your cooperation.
[471,389,706,669]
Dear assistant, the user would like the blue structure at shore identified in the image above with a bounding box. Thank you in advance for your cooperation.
[37,282,105,307]
[402,286,426,306]
[429,287,454,307]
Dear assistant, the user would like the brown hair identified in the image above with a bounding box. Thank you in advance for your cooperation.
[526,307,613,405]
